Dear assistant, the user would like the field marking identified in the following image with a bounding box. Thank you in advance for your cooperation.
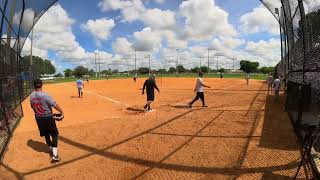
[62,84,128,106]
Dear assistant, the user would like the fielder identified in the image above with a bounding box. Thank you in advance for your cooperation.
[76,77,84,98]
[30,79,64,162]
[189,72,211,108]
[245,73,250,85]
[273,76,281,102]
[266,73,274,94]
[142,75,160,112]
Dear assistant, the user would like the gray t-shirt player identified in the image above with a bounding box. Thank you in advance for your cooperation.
[30,91,57,118]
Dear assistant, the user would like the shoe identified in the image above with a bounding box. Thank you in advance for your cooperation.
[52,155,61,162]
[188,103,192,108]
[49,147,53,157]
[202,105,208,107]
[144,105,148,109]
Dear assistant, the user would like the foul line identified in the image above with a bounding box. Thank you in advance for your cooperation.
[62,84,125,105]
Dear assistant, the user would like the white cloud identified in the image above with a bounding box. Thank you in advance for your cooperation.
[240,5,278,35]
[245,38,280,66]
[112,37,133,55]
[141,8,175,30]
[132,27,162,52]
[180,0,237,41]
[21,37,48,58]
[81,18,116,46]
[98,0,145,22]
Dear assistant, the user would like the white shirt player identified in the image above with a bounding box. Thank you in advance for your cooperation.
[273,79,281,90]
[196,78,204,92]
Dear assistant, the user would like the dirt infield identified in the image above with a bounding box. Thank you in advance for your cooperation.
[0,78,313,179]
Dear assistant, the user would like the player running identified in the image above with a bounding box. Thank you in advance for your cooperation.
[30,79,64,162]
[142,75,160,112]
[189,72,211,108]
[133,74,137,82]
[266,73,274,94]
[273,76,281,102]
[76,77,84,98]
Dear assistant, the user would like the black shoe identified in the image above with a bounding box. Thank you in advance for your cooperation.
[202,105,208,107]
[188,103,192,108]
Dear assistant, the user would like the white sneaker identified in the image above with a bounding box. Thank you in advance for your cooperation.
[52,155,61,162]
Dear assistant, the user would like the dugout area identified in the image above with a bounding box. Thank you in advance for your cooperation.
[0,78,314,179]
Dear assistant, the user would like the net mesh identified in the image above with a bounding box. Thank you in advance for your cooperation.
[0,0,58,158]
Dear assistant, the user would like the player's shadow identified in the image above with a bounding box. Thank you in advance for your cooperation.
[126,107,145,113]
[70,96,80,98]
[27,139,49,154]
[171,104,190,109]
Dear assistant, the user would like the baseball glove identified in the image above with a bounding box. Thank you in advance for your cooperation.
[53,113,64,121]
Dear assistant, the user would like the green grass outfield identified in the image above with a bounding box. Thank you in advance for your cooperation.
[44,73,267,84]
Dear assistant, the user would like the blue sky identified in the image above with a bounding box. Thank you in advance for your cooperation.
[23,0,281,72]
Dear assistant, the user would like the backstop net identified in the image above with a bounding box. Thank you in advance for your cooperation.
[264,0,320,151]
[0,0,58,158]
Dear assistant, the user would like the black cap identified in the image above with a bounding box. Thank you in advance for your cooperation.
[33,78,43,89]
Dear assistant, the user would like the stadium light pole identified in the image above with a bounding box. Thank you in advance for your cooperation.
[94,52,98,78]
[176,49,179,77]
[134,50,137,76]
[275,8,283,63]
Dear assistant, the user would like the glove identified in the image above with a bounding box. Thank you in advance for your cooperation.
[53,113,64,121]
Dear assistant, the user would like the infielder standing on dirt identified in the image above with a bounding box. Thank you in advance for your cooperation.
[30,79,64,162]
[76,77,84,98]
[142,75,160,112]
[266,73,274,94]
[273,76,281,102]
[189,72,211,108]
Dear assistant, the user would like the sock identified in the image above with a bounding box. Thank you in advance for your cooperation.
[52,147,58,157]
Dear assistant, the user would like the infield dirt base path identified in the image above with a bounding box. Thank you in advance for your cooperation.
[0,78,313,179]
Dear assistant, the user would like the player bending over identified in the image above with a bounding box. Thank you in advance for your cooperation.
[76,77,84,98]
[189,72,211,108]
[142,75,160,112]
[30,79,64,162]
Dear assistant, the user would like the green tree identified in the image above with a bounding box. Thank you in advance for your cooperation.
[177,65,187,73]
[138,67,149,74]
[200,66,209,73]
[64,69,73,77]
[157,69,167,73]
[73,66,88,77]
[54,73,63,78]
[259,67,274,74]
[191,67,200,73]
[169,67,176,73]
[218,68,225,73]
[240,60,259,73]
[23,55,56,76]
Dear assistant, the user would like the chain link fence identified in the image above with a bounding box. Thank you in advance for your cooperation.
[0,0,58,159]
[263,0,320,163]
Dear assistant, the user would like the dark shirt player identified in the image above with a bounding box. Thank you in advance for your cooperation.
[142,75,160,112]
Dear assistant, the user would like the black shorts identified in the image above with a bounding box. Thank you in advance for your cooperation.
[35,116,59,137]
[147,93,154,101]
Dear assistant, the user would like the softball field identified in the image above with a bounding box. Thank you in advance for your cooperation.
[0,78,312,179]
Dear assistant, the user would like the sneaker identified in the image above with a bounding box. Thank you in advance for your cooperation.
[202,105,208,107]
[188,103,192,108]
[52,155,61,162]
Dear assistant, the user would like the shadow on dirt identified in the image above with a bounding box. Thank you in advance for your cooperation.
[27,139,49,154]
[126,107,145,113]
